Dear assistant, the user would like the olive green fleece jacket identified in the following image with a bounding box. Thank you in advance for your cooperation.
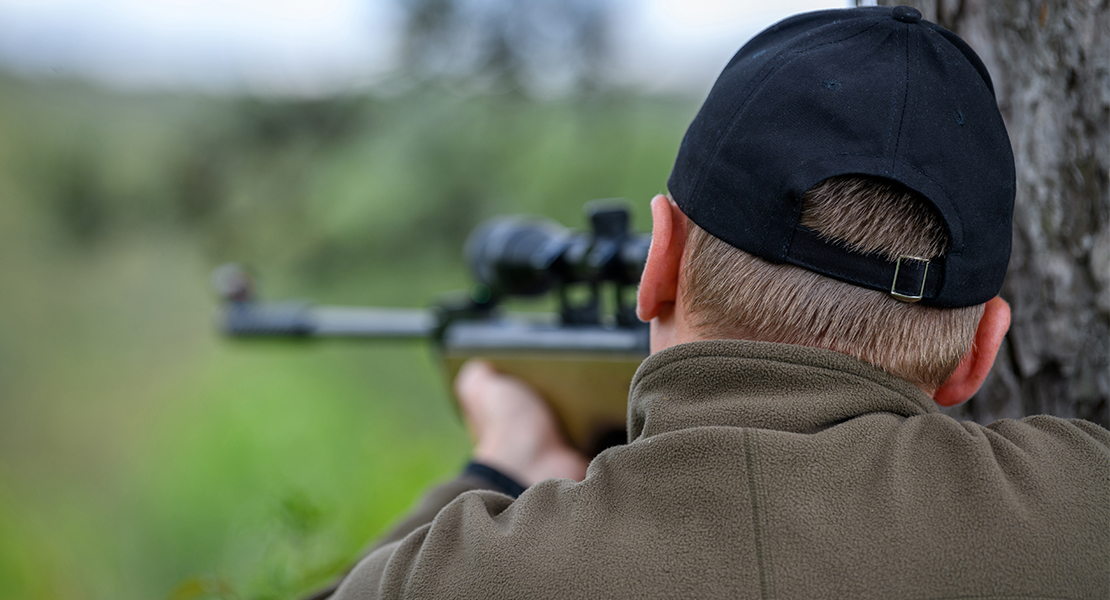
[331,340,1110,599]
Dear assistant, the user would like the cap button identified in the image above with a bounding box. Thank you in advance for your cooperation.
[892,6,922,23]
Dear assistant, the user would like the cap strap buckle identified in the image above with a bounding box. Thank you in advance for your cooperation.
[891,256,930,303]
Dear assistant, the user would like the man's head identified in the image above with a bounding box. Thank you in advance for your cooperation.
[638,6,1015,405]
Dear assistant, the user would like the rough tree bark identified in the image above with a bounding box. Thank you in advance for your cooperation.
[869,0,1109,427]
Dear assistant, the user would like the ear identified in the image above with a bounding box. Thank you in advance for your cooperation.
[636,195,687,321]
[933,296,1011,407]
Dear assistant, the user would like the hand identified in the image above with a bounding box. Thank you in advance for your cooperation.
[454,360,589,486]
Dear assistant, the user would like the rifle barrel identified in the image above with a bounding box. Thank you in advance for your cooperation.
[220,303,648,355]
[312,306,437,337]
[221,302,437,339]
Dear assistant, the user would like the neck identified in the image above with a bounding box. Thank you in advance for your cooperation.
[647,298,698,355]
[650,299,941,400]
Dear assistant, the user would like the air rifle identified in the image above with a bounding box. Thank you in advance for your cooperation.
[214,202,651,456]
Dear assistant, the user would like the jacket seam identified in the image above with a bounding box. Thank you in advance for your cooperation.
[744,428,776,599]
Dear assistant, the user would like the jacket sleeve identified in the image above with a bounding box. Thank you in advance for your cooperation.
[371,472,506,549]
[303,464,523,600]
[328,486,520,600]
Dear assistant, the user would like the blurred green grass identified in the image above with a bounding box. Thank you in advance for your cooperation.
[0,73,695,599]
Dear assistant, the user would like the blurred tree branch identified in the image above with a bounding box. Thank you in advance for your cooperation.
[397,0,614,96]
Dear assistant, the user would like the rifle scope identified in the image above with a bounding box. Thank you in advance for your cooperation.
[464,203,651,300]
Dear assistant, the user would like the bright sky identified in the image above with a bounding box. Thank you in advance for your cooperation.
[0,0,852,96]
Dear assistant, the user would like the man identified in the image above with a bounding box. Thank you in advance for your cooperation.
[326,6,1110,599]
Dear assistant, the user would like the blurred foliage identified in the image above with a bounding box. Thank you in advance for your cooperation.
[0,66,695,600]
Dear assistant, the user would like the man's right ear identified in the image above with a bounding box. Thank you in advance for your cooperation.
[933,296,1011,407]
[636,195,687,322]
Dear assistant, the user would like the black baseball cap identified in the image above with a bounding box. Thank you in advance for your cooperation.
[668,5,1015,308]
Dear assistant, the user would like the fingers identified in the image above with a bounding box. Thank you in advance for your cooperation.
[454,359,496,406]
[454,360,550,439]
[453,359,590,486]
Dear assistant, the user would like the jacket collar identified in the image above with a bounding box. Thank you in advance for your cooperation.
[627,340,938,442]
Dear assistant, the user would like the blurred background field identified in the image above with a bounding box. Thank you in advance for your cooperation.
[0,73,700,599]
[0,0,787,596]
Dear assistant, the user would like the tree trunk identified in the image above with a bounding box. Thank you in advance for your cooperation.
[869,0,1109,427]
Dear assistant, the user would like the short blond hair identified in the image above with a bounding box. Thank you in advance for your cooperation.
[680,176,984,390]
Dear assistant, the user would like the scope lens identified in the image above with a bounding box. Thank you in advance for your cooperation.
[464,216,567,297]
